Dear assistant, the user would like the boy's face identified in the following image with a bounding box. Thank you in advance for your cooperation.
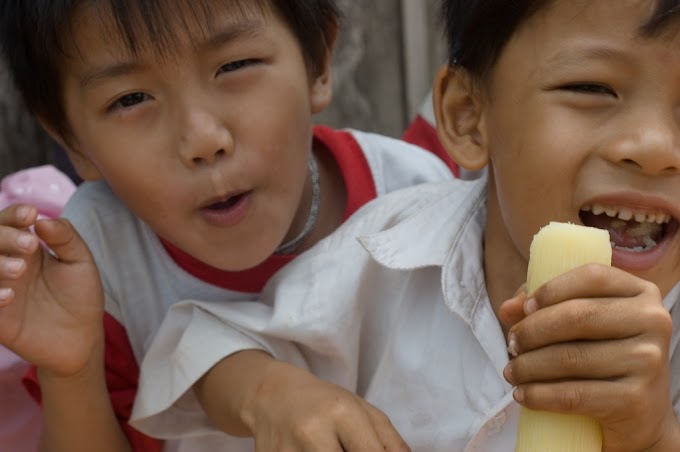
[449,0,680,297]
[55,3,332,270]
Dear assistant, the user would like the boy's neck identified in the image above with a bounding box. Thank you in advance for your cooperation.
[483,181,529,338]
[291,143,347,254]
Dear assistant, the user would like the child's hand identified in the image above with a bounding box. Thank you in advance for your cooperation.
[245,359,410,452]
[0,204,104,378]
[503,264,680,451]
[498,284,528,330]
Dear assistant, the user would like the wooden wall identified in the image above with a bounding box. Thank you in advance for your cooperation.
[316,0,445,137]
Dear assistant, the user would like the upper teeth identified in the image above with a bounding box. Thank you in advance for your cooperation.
[581,204,671,225]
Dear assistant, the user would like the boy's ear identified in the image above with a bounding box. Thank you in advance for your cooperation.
[37,118,103,181]
[433,65,489,171]
[310,20,338,114]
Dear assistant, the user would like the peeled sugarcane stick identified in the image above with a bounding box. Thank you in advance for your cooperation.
[514,221,610,452]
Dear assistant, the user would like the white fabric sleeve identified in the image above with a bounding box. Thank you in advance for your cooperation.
[130,299,308,438]
[669,315,680,420]
[663,283,680,421]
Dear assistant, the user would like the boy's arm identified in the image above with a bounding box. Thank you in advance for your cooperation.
[25,313,163,452]
[38,344,132,452]
[194,349,411,451]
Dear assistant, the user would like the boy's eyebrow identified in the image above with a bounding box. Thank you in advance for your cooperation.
[79,62,143,88]
[546,45,628,70]
[78,19,266,88]
[197,19,266,52]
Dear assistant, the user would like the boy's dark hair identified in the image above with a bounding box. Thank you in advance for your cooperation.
[442,0,680,80]
[0,0,339,138]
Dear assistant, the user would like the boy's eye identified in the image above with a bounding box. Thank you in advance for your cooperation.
[109,92,151,111]
[560,83,617,97]
[217,59,257,75]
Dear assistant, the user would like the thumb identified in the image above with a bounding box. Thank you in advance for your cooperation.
[498,284,528,328]
[33,219,91,264]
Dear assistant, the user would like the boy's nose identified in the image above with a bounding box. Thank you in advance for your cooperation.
[177,108,233,168]
[604,109,680,176]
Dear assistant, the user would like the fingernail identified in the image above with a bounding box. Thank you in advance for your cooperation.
[513,387,524,403]
[5,258,24,275]
[16,206,31,222]
[0,288,13,301]
[503,364,514,384]
[507,334,518,357]
[524,298,538,315]
[17,234,35,251]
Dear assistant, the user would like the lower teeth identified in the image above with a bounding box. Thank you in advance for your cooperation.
[611,235,658,253]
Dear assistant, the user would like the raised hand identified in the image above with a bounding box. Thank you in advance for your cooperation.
[0,204,104,378]
[503,264,680,451]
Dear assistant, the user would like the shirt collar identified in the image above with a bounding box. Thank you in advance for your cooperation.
[359,175,511,376]
[358,176,491,324]
[358,176,488,272]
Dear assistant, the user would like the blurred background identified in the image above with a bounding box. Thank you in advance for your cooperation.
[0,0,445,178]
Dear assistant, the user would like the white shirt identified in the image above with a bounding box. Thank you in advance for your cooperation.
[135,176,680,451]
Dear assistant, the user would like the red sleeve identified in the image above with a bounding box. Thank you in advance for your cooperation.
[402,115,460,177]
[23,313,163,452]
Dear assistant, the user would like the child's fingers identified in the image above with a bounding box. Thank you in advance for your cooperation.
[335,404,404,452]
[518,378,671,452]
[0,226,40,258]
[33,219,91,264]
[0,204,38,229]
[360,400,411,452]
[528,264,655,310]
[498,287,528,328]
[0,255,28,281]
[0,286,14,307]
[505,338,659,384]
[513,379,630,418]
[508,297,670,355]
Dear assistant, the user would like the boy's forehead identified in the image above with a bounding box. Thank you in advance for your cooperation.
[63,0,273,60]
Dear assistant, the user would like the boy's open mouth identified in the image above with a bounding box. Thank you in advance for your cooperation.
[203,192,247,211]
[579,203,677,252]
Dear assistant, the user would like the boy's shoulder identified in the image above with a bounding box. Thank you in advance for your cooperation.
[64,179,123,208]
[314,125,453,195]
[61,180,151,260]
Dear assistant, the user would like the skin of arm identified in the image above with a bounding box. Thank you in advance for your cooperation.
[194,349,411,451]
[38,343,132,452]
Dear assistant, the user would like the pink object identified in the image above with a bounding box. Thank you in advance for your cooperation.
[0,165,76,451]
[0,164,76,219]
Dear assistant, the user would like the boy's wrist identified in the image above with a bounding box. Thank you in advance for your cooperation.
[648,408,680,452]
[36,336,105,383]
[238,351,285,434]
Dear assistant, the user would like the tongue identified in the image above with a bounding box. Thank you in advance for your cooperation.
[580,211,662,249]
